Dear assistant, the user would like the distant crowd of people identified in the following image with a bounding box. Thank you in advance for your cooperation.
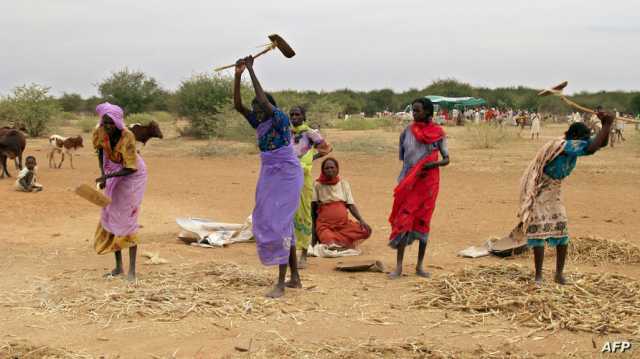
[384,106,639,143]
[427,107,546,139]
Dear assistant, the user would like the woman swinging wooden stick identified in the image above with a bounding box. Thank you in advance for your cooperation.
[233,55,303,298]
[512,109,614,284]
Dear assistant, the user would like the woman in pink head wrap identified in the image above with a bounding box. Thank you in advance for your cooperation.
[92,102,147,281]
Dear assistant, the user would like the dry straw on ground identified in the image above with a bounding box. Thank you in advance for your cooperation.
[411,265,640,339]
[1,262,283,324]
[0,340,92,359]
[569,236,640,265]
[506,236,640,265]
[252,336,535,359]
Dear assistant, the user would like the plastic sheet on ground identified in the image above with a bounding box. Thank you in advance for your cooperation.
[176,216,253,248]
[458,234,527,258]
[458,245,490,258]
[307,243,361,258]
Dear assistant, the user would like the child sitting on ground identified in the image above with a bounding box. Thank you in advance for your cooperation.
[15,156,43,192]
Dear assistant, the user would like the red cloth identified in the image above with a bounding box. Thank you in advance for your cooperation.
[389,122,445,241]
[410,121,445,144]
[316,201,370,249]
[486,110,495,121]
[317,173,340,185]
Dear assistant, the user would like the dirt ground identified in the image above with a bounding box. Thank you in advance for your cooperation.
[1,123,639,358]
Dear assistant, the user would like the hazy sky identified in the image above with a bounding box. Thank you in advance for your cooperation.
[1,0,638,97]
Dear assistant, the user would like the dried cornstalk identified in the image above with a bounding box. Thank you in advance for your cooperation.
[252,336,535,358]
[569,236,640,265]
[412,264,640,339]
[2,262,292,325]
[0,340,93,359]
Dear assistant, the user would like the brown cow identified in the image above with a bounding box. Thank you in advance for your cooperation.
[48,135,83,169]
[128,121,163,146]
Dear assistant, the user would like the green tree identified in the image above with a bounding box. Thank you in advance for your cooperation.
[58,92,85,112]
[363,88,396,115]
[84,96,104,113]
[98,68,165,114]
[149,89,172,112]
[628,94,640,114]
[273,90,312,111]
[424,79,475,98]
[307,98,342,128]
[175,74,232,138]
[269,80,640,121]
[397,88,423,111]
[5,84,60,136]
[326,89,366,114]
[0,99,19,125]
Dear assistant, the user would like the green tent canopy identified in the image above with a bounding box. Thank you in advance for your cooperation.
[424,96,487,108]
[404,96,487,112]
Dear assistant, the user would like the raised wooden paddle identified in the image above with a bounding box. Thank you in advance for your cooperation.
[539,81,640,124]
[214,34,296,72]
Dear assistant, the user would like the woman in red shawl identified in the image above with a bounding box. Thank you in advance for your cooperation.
[388,98,449,279]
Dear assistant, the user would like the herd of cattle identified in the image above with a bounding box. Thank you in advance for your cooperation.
[0,121,163,178]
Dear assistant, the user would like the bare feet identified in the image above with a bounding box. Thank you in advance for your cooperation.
[416,269,431,278]
[388,270,402,279]
[265,285,285,298]
[104,268,123,278]
[285,278,302,289]
[534,274,543,286]
[554,274,567,285]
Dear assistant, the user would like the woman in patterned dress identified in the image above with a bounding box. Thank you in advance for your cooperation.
[93,102,147,282]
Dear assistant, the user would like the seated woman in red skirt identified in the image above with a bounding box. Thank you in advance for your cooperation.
[311,158,372,249]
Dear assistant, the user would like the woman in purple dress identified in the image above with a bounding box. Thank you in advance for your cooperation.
[233,55,303,298]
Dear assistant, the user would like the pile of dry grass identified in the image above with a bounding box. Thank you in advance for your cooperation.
[0,340,92,359]
[253,337,534,359]
[503,236,640,265]
[569,236,640,265]
[412,265,640,339]
[3,262,277,324]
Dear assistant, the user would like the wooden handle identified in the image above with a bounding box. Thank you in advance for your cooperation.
[213,63,236,72]
[615,116,640,124]
[559,95,640,123]
[559,95,640,124]
[252,44,275,59]
[214,44,277,72]
[559,96,595,114]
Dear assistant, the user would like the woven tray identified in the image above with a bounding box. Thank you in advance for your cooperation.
[75,184,111,208]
